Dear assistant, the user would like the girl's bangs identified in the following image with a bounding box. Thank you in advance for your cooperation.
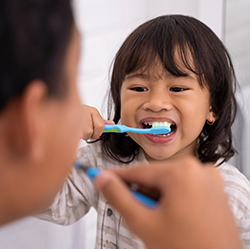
[124,37,200,80]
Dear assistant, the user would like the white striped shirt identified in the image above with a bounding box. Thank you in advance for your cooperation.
[37,142,250,249]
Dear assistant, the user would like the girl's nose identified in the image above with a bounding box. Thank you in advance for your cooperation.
[142,92,172,112]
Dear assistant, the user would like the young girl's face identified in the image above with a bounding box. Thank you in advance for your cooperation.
[120,58,215,163]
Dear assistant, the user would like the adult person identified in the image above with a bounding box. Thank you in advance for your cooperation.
[0,0,84,225]
[94,156,243,249]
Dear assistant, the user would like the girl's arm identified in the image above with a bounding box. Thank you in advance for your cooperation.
[35,163,97,225]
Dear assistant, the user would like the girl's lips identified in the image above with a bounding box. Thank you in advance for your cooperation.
[143,129,176,143]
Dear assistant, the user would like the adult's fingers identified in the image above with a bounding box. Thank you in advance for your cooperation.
[94,170,153,233]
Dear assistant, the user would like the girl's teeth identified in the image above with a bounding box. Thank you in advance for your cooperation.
[152,121,171,127]
[143,121,171,127]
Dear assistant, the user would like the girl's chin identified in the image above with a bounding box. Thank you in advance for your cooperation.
[144,151,172,162]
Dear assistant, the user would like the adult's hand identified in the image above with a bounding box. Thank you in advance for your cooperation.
[94,156,242,249]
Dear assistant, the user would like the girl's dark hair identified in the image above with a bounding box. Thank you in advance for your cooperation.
[0,0,74,111]
[98,15,237,164]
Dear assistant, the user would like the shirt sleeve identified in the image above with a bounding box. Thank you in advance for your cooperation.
[35,145,99,226]
[218,163,250,249]
[238,216,250,249]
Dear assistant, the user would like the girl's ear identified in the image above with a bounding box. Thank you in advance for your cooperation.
[206,107,218,125]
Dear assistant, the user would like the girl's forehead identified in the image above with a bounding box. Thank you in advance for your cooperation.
[127,63,169,80]
[127,53,195,78]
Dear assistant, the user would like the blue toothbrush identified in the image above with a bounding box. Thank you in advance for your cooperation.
[103,123,171,135]
[75,161,158,208]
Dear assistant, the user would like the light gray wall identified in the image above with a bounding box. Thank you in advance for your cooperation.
[225,0,250,88]
[225,0,250,179]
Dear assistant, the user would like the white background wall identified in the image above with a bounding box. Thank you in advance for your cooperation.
[2,1,250,249]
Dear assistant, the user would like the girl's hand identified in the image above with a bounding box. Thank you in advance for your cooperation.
[81,105,114,140]
[94,156,242,249]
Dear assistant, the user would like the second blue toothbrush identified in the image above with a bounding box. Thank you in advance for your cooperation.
[75,162,158,208]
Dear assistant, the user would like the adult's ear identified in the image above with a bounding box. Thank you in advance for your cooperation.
[2,80,48,162]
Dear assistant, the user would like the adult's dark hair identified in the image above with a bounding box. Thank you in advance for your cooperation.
[98,14,237,164]
[0,0,74,112]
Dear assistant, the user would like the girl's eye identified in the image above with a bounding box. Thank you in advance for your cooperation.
[130,87,148,92]
[170,87,186,92]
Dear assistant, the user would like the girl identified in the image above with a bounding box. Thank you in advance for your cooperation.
[37,15,250,248]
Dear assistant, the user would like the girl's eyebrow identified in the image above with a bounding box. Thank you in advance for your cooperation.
[125,73,152,81]
[125,70,197,81]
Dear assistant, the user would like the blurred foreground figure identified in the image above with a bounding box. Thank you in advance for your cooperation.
[0,0,83,225]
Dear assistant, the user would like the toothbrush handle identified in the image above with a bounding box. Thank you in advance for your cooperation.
[103,124,125,133]
[131,190,158,208]
[127,128,154,134]
[103,124,151,134]
[103,124,170,135]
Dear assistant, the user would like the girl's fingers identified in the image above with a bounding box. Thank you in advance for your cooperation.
[89,108,105,139]
[82,105,115,140]
[90,117,115,139]
[104,120,115,125]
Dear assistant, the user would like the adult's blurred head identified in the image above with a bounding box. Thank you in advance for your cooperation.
[0,0,73,109]
[0,0,84,225]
